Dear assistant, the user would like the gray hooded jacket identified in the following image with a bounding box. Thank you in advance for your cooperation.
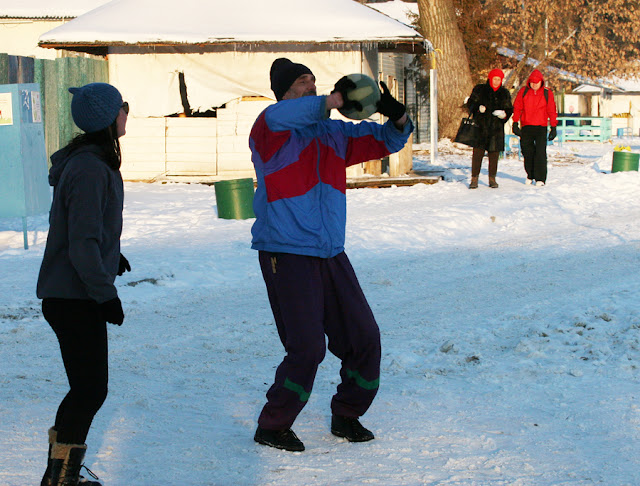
[37,144,124,304]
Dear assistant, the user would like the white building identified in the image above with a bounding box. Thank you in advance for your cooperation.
[571,77,640,137]
[39,0,427,181]
[0,0,109,59]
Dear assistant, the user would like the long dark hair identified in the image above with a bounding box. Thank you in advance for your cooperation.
[66,118,122,170]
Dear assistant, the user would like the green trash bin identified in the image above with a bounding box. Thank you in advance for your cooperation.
[214,178,256,219]
[612,151,640,173]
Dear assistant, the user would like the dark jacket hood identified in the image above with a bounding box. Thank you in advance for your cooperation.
[48,144,106,187]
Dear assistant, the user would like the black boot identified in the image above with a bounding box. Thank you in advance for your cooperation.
[254,426,305,452]
[49,442,101,486]
[331,415,374,442]
[488,153,499,188]
[41,427,57,486]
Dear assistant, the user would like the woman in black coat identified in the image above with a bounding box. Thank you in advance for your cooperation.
[37,83,129,486]
[465,68,513,188]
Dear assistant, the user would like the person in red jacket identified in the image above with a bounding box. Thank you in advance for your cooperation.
[512,69,558,186]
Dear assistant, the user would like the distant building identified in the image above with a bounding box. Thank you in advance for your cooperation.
[0,1,109,58]
[571,78,640,136]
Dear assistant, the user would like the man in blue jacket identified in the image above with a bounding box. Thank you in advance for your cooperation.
[250,58,413,452]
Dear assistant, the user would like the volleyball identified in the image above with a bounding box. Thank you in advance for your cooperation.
[337,73,381,120]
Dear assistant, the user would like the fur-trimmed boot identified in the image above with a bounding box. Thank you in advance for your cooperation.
[49,442,101,486]
[41,427,57,486]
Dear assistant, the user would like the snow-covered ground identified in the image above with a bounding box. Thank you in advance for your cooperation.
[1,138,640,485]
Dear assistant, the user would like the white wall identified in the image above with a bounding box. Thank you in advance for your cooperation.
[563,94,581,115]
[584,94,640,136]
[601,95,640,135]
[0,19,66,59]
[118,117,165,180]
[119,98,272,181]
[114,46,402,181]
[108,46,366,118]
[118,95,401,181]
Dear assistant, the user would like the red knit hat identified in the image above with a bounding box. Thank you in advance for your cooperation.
[488,69,504,91]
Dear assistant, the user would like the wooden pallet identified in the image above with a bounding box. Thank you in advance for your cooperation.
[347,171,444,189]
[190,171,445,189]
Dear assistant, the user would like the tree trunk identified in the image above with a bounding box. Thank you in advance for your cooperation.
[417,0,473,139]
[504,21,548,96]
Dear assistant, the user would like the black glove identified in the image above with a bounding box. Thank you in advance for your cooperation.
[332,76,363,112]
[376,81,406,122]
[548,126,557,141]
[512,122,521,137]
[100,297,124,325]
[117,253,131,276]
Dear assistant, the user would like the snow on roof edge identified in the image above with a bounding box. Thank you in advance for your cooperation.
[39,37,428,51]
[1,15,73,19]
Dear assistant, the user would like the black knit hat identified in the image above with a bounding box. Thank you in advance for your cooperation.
[270,58,313,101]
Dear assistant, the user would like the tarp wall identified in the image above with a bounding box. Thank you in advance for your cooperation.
[108,45,377,117]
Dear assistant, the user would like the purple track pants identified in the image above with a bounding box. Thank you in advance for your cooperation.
[257,251,381,431]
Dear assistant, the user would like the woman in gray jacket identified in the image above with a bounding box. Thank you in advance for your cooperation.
[37,83,129,486]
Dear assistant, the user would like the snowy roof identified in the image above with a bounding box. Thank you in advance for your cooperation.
[606,76,640,92]
[0,0,110,19]
[39,0,425,49]
[496,47,626,91]
[368,0,418,28]
[574,77,640,94]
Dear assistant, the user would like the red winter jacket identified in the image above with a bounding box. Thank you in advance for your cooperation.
[512,70,558,128]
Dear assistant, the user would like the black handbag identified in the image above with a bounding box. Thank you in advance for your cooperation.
[454,116,481,147]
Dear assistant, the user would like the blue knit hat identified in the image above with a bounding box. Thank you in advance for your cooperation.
[68,82,123,133]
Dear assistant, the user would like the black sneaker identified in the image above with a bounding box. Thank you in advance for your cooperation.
[254,426,305,452]
[331,415,375,442]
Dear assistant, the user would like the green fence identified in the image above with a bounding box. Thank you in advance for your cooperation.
[556,116,613,144]
[0,53,108,159]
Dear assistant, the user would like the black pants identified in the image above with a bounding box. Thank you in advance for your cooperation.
[42,298,109,444]
[520,125,548,183]
[257,251,381,430]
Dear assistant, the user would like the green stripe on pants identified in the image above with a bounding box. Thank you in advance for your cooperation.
[346,368,379,390]
[284,377,311,402]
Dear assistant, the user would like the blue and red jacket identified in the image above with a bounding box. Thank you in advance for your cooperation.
[249,95,413,258]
